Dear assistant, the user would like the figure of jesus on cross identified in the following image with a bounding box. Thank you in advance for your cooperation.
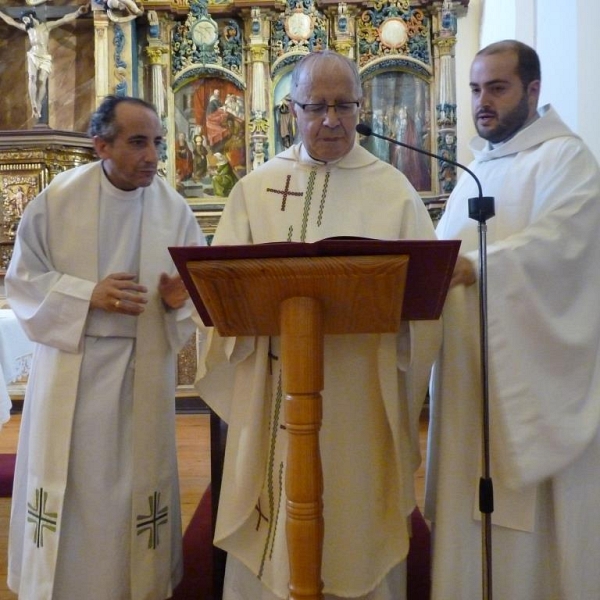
[0,3,89,120]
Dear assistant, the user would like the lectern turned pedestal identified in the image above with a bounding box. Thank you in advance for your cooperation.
[170,238,459,600]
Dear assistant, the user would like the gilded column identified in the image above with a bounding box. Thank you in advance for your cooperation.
[247,7,272,170]
[433,0,458,196]
[145,11,170,179]
[93,9,111,106]
[111,20,135,97]
[329,2,357,59]
[93,1,140,101]
[145,11,168,118]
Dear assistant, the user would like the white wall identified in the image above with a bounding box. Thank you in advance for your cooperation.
[480,0,518,46]
[573,0,600,161]
[454,0,481,166]
[537,0,577,128]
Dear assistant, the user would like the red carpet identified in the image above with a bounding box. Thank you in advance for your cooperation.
[172,484,431,600]
[0,453,16,498]
[172,484,214,600]
[407,506,432,599]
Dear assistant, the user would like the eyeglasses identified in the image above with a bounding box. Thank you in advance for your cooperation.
[294,101,360,117]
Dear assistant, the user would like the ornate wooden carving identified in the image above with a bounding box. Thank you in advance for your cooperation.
[0,131,95,273]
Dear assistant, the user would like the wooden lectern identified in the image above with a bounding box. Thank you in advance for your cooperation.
[170,238,459,600]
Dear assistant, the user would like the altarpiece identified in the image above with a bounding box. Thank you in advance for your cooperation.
[0,0,468,391]
[0,0,468,242]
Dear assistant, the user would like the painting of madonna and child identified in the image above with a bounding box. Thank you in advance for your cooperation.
[174,77,246,201]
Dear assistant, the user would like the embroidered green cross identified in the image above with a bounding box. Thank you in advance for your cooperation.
[27,488,58,548]
[137,492,169,549]
[266,175,304,211]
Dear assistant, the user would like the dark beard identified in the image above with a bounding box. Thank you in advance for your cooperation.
[477,92,530,144]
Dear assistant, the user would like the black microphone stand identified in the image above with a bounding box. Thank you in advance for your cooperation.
[356,124,496,600]
[469,195,495,600]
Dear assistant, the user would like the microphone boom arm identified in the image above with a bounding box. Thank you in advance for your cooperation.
[355,122,483,199]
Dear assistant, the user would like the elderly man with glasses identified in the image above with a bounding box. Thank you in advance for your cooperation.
[195,50,440,600]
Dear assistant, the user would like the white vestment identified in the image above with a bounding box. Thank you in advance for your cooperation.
[195,143,442,599]
[6,161,206,600]
[426,105,600,599]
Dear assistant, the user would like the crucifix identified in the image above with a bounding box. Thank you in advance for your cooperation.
[0,3,89,124]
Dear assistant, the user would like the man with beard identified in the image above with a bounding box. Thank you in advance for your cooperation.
[425,40,600,598]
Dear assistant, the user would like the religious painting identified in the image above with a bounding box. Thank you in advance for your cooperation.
[273,71,298,156]
[1,180,33,236]
[0,174,38,272]
[173,77,247,204]
[359,71,432,192]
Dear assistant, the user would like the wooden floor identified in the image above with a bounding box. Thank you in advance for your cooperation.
[0,410,428,599]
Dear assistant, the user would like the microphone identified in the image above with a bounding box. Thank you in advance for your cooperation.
[355,122,494,222]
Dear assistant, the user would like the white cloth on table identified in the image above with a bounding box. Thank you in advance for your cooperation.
[0,374,9,426]
[0,308,34,426]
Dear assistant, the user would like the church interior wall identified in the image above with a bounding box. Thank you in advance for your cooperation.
[453,0,479,166]
[0,26,30,130]
[47,18,96,131]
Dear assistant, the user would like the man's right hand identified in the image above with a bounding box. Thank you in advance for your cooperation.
[450,255,477,288]
[90,272,148,315]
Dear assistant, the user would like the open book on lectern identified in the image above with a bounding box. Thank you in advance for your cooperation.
[169,237,460,331]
